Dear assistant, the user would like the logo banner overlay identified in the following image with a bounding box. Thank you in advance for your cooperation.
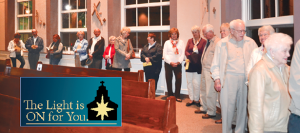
[20,77,122,127]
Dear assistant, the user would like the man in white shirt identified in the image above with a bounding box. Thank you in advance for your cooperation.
[87,28,105,69]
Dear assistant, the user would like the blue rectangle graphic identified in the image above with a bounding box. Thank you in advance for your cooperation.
[20,77,122,127]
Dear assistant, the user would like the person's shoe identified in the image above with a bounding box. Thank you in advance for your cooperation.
[176,99,182,102]
[202,114,216,119]
[194,109,207,114]
[195,102,201,107]
[215,119,222,124]
[186,101,195,106]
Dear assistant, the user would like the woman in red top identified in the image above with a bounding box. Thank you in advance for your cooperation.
[103,36,116,70]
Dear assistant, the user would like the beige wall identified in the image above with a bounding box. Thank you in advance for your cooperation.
[0,0,5,50]
[90,0,108,47]
[177,0,221,44]
[35,0,47,52]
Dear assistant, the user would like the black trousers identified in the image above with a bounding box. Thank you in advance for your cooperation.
[165,62,182,99]
[144,66,161,91]
[28,53,40,70]
[10,54,25,68]
[88,58,102,69]
[112,68,130,72]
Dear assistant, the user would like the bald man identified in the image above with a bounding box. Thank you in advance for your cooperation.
[87,28,105,69]
[25,29,44,69]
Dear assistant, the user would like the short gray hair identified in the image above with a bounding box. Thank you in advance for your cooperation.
[229,19,245,29]
[203,24,214,33]
[109,36,116,41]
[264,33,293,53]
[220,23,230,30]
[191,25,201,32]
[258,25,275,35]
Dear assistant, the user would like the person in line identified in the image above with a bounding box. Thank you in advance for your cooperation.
[211,19,257,133]
[112,27,134,71]
[163,28,185,102]
[8,33,26,68]
[184,25,206,107]
[103,36,116,70]
[25,29,44,69]
[248,33,292,133]
[195,24,221,119]
[141,33,163,91]
[48,34,63,65]
[73,31,88,67]
[87,28,105,69]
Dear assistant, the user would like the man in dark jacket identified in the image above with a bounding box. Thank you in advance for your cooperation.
[87,28,105,69]
[25,29,44,70]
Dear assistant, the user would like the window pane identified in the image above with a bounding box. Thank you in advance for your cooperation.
[127,32,137,52]
[70,0,77,10]
[126,0,136,5]
[62,0,68,11]
[78,0,86,9]
[247,29,260,47]
[264,0,275,18]
[162,0,169,2]
[150,7,160,26]
[150,0,160,3]
[152,32,161,45]
[78,12,85,28]
[62,13,69,28]
[126,8,136,26]
[279,0,293,16]
[24,17,29,29]
[162,6,170,25]
[162,32,169,48]
[70,13,77,28]
[29,16,32,29]
[137,32,148,49]
[18,2,24,14]
[19,17,24,30]
[20,33,32,44]
[251,0,260,19]
[28,1,32,14]
[138,7,148,26]
[138,0,148,4]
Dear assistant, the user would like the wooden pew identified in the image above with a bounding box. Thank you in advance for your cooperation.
[0,59,10,74]
[37,62,144,82]
[1,67,155,99]
[0,93,177,133]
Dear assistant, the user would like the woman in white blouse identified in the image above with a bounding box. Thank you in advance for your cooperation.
[163,28,185,102]
[8,33,26,68]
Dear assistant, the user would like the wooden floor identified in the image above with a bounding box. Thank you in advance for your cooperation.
[155,95,222,133]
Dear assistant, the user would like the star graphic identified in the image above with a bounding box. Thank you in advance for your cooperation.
[91,94,115,120]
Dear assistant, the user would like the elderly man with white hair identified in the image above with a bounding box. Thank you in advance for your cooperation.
[184,25,206,107]
[246,25,275,77]
[211,19,258,133]
[87,28,105,69]
[194,24,220,119]
[248,33,293,133]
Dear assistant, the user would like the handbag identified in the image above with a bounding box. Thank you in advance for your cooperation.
[127,39,135,59]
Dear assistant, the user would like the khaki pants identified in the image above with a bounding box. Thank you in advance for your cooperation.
[75,54,81,67]
[221,73,247,133]
[186,72,201,101]
[199,69,217,115]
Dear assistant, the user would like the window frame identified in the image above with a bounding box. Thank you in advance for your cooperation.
[121,0,170,32]
[58,0,87,34]
[242,0,294,27]
[15,0,33,33]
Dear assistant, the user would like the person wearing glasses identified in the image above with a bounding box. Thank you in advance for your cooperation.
[210,19,257,133]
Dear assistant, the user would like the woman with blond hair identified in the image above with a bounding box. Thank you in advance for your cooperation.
[248,33,293,133]
[73,31,88,67]
[103,36,116,70]
[112,27,134,71]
